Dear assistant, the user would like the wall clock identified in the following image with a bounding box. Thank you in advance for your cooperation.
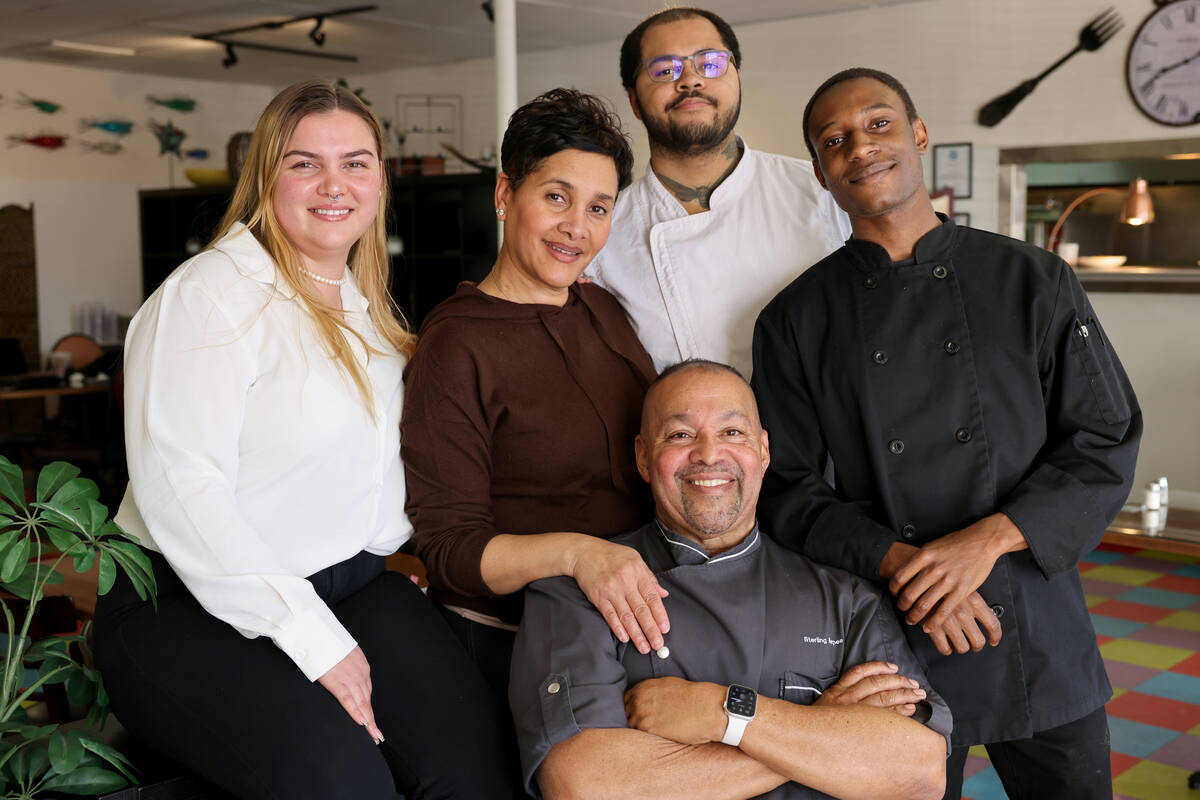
[1126,0,1200,125]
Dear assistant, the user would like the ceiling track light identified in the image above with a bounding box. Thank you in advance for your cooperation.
[193,5,374,67]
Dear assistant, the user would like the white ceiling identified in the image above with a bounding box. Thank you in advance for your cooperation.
[0,0,928,85]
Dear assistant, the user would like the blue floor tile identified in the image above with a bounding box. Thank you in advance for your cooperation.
[1090,615,1147,637]
[1173,564,1200,580]
[1136,671,1200,705]
[1108,715,1180,757]
[962,766,1009,800]
[1117,586,1198,610]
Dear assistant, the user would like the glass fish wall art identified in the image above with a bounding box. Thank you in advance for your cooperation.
[81,119,134,135]
[184,148,209,160]
[7,134,68,149]
[17,92,62,113]
[81,141,124,155]
[147,95,196,112]
[149,120,186,156]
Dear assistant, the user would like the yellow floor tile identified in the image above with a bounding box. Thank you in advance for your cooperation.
[1189,722,1200,737]
[1112,687,1129,699]
[1100,639,1193,670]
[1158,610,1200,632]
[1135,549,1199,563]
[968,744,988,758]
[1086,594,1105,608]
[1084,565,1162,586]
[1113,760,1196,800]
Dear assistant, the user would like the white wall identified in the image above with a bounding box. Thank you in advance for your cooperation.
[350,0,1198,491]
[0,57,274,356]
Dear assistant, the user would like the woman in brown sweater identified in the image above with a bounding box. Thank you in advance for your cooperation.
[401,90,665,709]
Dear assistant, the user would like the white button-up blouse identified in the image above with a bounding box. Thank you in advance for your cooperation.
[116,223,410,681]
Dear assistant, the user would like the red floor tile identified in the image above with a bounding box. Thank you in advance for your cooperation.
[1097,634,1115,646]
[1110,750,1140,778]
[1090,599,1176,623]
[1106,690,1200,732]
[1170,652,1200,677]
[1150,574,1200,595]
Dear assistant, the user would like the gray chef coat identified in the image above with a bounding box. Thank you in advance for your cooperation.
[510,521,952,799]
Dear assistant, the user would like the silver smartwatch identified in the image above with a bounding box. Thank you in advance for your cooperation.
[721,684,757,746]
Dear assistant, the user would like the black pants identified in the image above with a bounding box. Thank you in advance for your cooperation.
[94,550,514,800]
[436,606,534,799]
[942,706,1112,800]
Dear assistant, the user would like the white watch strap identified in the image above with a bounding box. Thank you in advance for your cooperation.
[722,714,749,746]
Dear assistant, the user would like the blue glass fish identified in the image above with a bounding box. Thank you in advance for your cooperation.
[147,95,196,112]
[80,118,134,135]
[184,148,209,160]
[81,140,124,155]
[149,119,187,156]
[18,92,61,113]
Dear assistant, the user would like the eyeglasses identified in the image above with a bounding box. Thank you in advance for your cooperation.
[639,49,734,83]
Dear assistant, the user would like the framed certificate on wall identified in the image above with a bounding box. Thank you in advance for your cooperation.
[933,143,972,200]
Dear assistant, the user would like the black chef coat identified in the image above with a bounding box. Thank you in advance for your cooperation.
[751,217,1141,746]
[510,522,952,799]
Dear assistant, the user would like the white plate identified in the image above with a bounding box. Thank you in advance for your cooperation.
[1076,255,1128,270]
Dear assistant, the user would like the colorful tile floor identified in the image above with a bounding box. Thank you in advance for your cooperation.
[963,543,1200,800]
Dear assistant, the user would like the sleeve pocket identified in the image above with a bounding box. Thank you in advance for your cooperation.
[1068,316,1132,425]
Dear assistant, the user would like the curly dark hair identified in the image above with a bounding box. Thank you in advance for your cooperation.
[802,67,919,160]
[619,8,741,90]
[500,88,634,192]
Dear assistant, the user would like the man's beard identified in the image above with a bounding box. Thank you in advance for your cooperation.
[640,91,742,156]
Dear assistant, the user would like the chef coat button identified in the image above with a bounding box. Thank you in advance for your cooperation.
[932,265,948,279]
[991,604,1005,618]
[864,275,878,289]
[872,349,888,365]
[888,439,905,454]
[955,427,972,443]
[943,338,960,354]
[901,524,916,540]
[547,682,561,694]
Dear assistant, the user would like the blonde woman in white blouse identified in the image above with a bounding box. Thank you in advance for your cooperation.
[93,80,512,800]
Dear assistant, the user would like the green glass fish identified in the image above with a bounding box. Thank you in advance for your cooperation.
[18,92,61,113]
[81,140,124,155]
[81,119,134,135]
[147,95,196,112]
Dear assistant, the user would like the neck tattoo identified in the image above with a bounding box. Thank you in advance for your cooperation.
[657,139,741,210]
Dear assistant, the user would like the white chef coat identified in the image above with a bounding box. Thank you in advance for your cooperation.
[587,140,851,377]
[116,223,411,681]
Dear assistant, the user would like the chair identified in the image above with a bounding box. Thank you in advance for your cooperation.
[50,333,105,372]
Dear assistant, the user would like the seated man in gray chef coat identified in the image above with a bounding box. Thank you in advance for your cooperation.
[509,360,951,800]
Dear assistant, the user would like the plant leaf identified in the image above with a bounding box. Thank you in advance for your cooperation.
[104,542,156,599]
[36,462,80,503]
[45,526,82,555]
[76,734,135,781]
[96,550,117,595]
[48,729,85,775]
[0,457,26,512]
[41,765,131,794]
[23,636,71,662]
[0,533,30,583]
[65,667,96,706]
[49,477,99,507]
[11,738,51,786]
[72,545,97,573]
[0,528,19,560]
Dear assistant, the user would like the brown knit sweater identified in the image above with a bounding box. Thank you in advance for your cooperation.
[401,282,657,624]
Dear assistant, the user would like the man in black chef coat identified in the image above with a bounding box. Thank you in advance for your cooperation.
[752,67,1141,800]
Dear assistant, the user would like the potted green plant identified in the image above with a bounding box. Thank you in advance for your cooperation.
[0,455,156,799]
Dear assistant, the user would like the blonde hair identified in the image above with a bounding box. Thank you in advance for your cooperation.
[211,79,414,413]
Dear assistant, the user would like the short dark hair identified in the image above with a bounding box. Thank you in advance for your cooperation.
[619,8,742,89]
[501,88,634,192]
[801,67,919,160]
[642,359,757,433]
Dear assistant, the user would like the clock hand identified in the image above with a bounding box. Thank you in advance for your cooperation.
[1140,48,1200,93]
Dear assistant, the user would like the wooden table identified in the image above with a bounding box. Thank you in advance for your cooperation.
[1103,506,1200,557]
[0,381,111,402]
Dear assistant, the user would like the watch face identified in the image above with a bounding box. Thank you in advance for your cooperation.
[726,684,757,717]
[1126,0,1200,126]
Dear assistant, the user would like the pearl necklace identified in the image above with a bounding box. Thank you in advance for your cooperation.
[300,267,347,286]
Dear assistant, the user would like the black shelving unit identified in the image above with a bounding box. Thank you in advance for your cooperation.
[138,171,499,327]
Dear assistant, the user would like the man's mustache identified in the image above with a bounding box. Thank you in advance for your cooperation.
[666,91,718,112]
